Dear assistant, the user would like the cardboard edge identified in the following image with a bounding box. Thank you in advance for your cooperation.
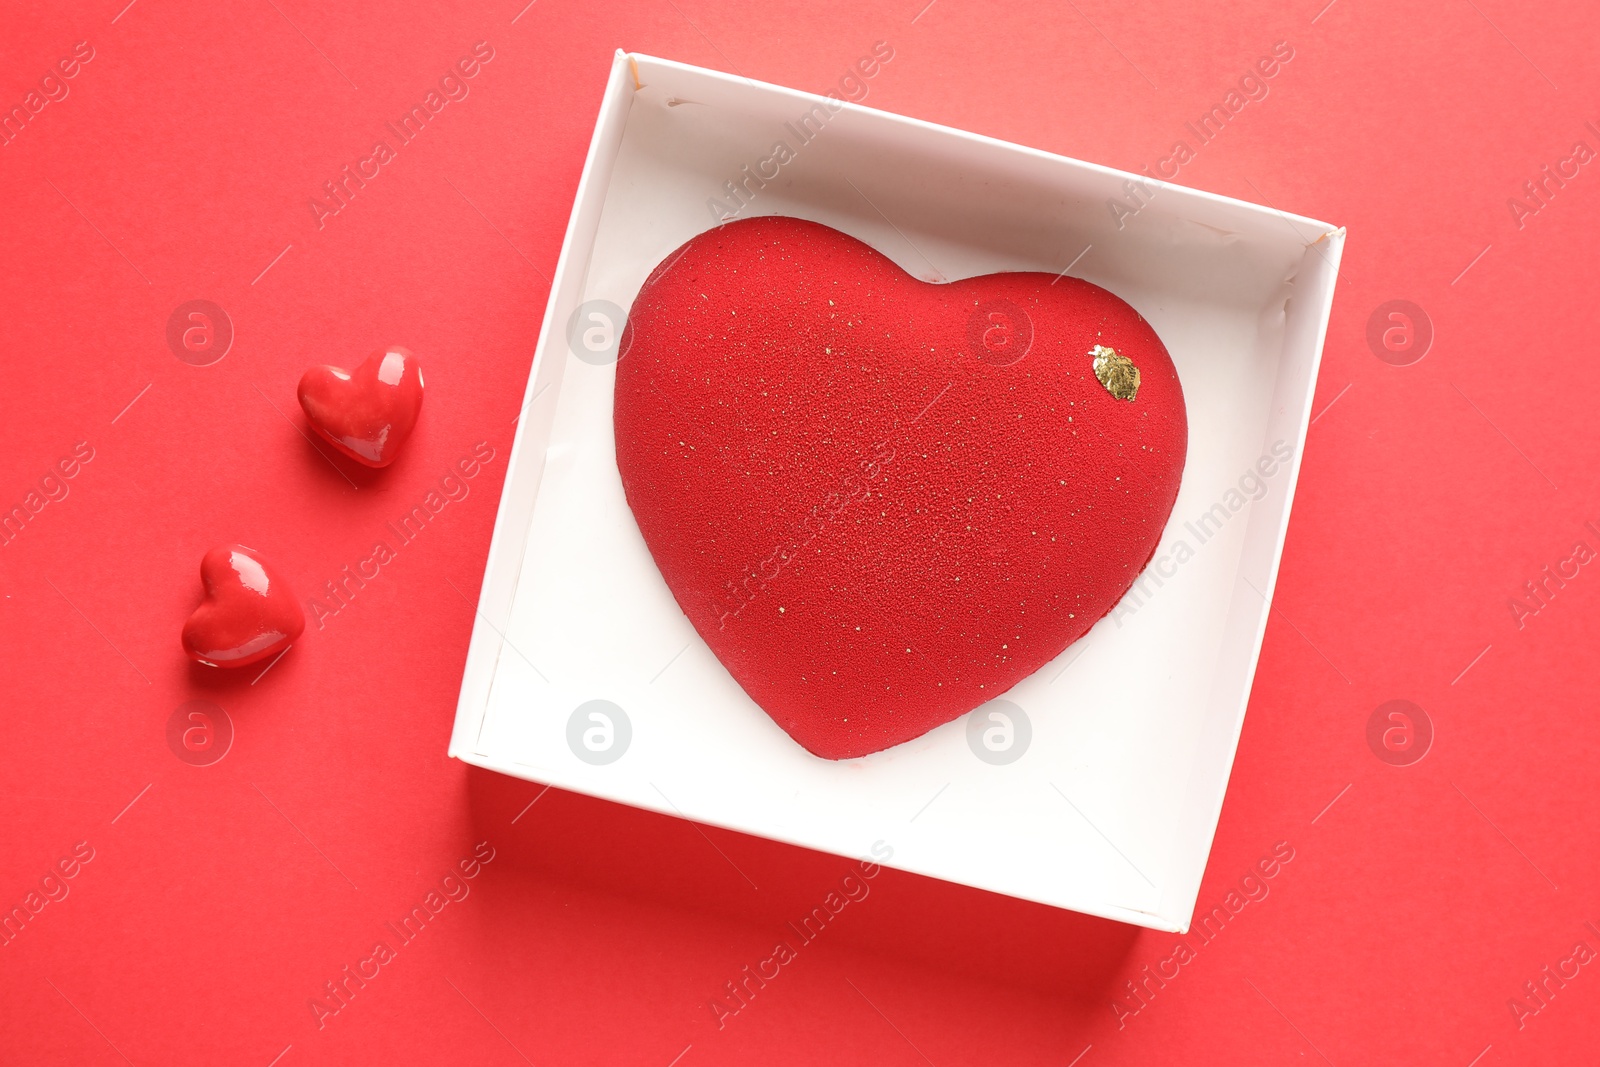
[627,53,1340,237]
[451,748,1189,932]
[1155,226,1347,932]
[449,50,638,760]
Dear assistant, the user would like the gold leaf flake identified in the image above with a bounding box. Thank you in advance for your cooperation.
[1091,344,1139,400]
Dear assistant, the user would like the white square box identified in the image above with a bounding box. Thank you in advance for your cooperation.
[449,51,1343,931]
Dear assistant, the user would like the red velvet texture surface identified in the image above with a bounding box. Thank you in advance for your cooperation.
[615,217,1188,758]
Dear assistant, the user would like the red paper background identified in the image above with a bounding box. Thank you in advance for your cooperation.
[3,0,1596,1063]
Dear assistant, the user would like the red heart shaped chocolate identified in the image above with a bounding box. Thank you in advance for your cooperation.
[297,346,425,467]
[181,545,305,668]
[614,217,1188,760]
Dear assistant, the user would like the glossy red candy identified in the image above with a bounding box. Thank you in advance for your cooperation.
[181,545,305,669]
[297,346,425,467]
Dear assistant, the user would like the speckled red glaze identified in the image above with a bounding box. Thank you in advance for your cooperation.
[297,346,425,468]
[615,217,1187,760]
[180,544,305,669]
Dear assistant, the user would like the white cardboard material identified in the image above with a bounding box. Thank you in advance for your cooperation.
[449,51,1344,932]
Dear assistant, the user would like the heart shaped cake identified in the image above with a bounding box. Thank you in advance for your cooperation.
[614,217,1187,759]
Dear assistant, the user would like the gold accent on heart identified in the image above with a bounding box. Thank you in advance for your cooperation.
[1091,345,1139,401]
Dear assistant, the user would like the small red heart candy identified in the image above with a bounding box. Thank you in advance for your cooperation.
[297,346,425,467]
[181,545,305,668]
[616,217,1188,760]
